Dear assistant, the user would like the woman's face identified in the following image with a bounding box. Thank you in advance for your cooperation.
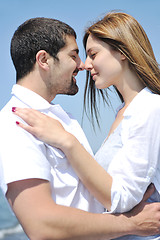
[85,34,125,90]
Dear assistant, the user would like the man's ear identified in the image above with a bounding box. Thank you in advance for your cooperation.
[36,50,50,70]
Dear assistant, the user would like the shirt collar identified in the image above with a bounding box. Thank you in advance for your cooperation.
[12,84,52,110]
[11,84,71,123]
[123,87,152,117]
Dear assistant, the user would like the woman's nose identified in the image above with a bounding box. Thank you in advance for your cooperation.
[84,58,93,71]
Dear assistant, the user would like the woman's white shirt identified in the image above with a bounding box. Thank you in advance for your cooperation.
[95,87,160,213]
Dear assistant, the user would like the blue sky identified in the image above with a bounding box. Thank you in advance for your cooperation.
[1,0,160,152]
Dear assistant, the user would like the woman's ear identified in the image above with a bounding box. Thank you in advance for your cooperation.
[36,50,50,70]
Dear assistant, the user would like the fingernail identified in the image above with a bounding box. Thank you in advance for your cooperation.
[12,107,16,112]
[16,121,20,125]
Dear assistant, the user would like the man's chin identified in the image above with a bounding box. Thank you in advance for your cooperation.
[67,87,79,96]
[57,86,79,96]
[68,83,79,95]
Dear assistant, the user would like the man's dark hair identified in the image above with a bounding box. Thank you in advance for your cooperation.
[10,17,77,81]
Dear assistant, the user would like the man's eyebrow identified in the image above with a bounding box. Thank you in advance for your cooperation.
[71,48,79,54]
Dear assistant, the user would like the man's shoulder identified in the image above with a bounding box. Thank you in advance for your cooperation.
[0,97,29,130]
[0,100,14,122]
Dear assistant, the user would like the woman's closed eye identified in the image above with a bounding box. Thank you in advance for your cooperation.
[90,52,97,60]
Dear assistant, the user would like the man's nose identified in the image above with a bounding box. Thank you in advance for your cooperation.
[78,59,85,71]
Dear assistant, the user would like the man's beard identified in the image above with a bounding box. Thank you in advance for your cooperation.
[60,77,78,96]
[66,77,79,95]
[56,77,79,96]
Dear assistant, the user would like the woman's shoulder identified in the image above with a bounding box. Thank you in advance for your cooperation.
[140,88,160,113]
[121,88,160,135]
[124,87,160,117]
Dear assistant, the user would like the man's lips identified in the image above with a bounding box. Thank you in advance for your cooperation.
[72,69,79,83]
[73,69,79,77]
[72,75,77,84]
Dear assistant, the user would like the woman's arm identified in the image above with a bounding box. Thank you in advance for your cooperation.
[12,107,113,210]
[107,105,160,213]
[63,132,113,210]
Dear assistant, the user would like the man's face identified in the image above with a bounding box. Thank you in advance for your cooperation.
[48,36,84,97]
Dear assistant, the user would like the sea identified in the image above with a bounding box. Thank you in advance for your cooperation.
[0,189,28,240]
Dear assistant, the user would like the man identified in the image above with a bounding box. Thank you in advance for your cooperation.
[0,17,160,240]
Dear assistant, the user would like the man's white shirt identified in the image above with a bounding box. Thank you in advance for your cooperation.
[0,84,103,213]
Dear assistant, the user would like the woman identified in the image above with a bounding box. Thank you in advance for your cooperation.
[13,12,160,239]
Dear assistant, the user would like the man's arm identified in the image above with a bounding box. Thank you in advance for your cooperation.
[6,179,160,240]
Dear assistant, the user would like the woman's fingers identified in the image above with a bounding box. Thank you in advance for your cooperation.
[12,107,48,137]
[12,107,46,126]
[15,120,35,135]
[11,107,66,147]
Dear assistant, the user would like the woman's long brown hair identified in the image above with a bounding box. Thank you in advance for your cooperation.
[83,12,160,127]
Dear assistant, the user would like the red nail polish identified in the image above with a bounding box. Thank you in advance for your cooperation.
[12,107,16,112]
[16,121,20,125]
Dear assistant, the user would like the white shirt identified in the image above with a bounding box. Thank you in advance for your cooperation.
[0,84,103,213]
[96,87,160,213]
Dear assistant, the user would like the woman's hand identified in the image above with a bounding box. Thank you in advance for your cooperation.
[12,107,71,149]
[12,107,112,209]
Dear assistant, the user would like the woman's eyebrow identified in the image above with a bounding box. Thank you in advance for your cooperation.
[86,48,91,54]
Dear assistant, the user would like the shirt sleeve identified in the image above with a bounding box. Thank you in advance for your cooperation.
[0,116,52,195]
[107,105,160,213]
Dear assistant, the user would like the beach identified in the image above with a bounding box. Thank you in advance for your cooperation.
[0,190,28,240]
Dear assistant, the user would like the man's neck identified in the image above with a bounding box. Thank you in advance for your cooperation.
[17,75,55,103]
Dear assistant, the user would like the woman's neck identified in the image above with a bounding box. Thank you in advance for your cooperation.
[116,68,145,106]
